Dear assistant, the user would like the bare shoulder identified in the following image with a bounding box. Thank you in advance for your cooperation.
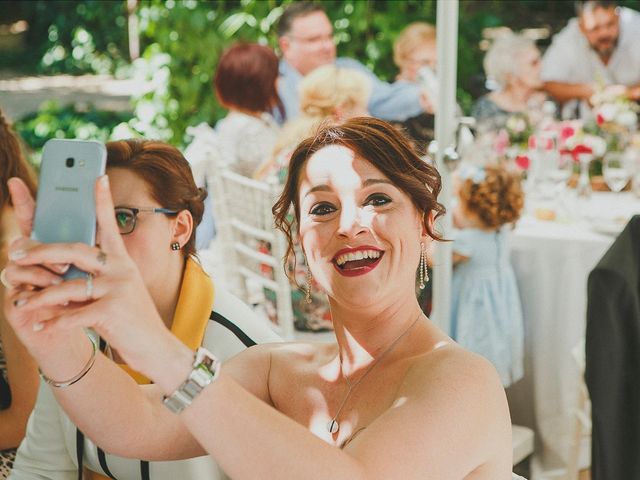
[268,340,335,371]
[403,343,507,414]
[411,343,502,388]
[400,343,511,459]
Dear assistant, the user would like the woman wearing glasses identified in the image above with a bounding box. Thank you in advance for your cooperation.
[7,139,280,480]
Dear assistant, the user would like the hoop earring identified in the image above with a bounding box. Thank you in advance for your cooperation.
[305,268,313,303]
[171,242,181,251]
[419,241,429,289]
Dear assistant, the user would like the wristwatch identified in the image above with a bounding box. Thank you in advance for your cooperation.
[162,347,221,414]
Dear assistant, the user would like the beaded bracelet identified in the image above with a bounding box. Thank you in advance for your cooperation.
[39,337,97,388]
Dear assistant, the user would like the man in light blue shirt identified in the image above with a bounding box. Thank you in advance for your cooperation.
[276,1,427,122]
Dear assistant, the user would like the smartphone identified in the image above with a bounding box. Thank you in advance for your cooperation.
[32,139,107,280]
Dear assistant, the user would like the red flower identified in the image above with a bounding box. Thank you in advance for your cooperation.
[515,155,530,170]
[596,113,605,125]
[560,144,593,162]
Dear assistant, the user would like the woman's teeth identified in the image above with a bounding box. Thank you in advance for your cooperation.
[335,250,381,266]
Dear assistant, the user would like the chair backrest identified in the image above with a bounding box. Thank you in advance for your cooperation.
[209,167,294,340]
[184,122,222,188]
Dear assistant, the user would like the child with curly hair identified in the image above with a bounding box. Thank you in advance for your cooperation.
[451,163,525,387]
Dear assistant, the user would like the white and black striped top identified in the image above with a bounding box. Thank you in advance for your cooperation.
[10,286,282,480]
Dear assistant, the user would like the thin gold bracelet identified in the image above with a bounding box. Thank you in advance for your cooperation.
[39,337,97,388]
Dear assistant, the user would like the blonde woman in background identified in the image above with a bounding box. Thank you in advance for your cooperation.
[254,65,370,182]
[0,110,39,479]
[394,22,437,84]
[391,22,439,155]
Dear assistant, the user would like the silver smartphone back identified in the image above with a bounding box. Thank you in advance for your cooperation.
[32,139,107,280]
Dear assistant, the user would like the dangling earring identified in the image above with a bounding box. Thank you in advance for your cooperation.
[305,268,313,303]
[419,241,429,289]
[171,242,181,251]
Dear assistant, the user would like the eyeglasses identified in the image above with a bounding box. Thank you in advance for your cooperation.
[114,206,178,235]
[288,33,336,46]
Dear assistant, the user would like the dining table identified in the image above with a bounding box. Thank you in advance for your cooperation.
[506,190,640,479]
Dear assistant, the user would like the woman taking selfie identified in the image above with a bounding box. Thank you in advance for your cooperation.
[5,118,514,479]
[6,140,280,479]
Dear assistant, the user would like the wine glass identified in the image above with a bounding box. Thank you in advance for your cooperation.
[547,153,572,185]
[603,152,632,193]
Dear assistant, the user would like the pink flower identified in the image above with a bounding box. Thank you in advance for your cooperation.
[560,125,575,141]
[494,129,509,156]
[515,155,530,170]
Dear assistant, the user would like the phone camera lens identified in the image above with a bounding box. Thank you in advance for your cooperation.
[66,157,75,168]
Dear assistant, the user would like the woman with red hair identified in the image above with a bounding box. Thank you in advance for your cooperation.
[214,42,283,178]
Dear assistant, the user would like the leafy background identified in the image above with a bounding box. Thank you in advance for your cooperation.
[2,0,640,152]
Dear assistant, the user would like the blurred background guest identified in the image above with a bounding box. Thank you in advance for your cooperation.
[276,1,428,122]
[256,64,370,183]
[186,42,283,251]
[390,22,439,154]
[473,33,546,131]
[451,163,525,388]
[214,42,283,178]
[394,22,437,85]
[541,0,640,119]
[0,109,38,479]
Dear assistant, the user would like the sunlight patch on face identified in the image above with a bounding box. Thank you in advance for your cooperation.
[301,145,377,233]
[303,145,360,191]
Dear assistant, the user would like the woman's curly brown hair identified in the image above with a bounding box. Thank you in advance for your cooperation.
[273,116,445,271]
[458,164,524,229]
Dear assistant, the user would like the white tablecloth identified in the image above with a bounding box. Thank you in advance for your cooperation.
[507,192,640,479]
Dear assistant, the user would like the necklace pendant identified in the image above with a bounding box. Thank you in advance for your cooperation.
[327,419,340,434]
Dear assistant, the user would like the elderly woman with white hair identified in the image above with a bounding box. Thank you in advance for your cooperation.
[472,33,546,130]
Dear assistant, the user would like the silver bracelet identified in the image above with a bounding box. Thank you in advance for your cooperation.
[39,337,97,388]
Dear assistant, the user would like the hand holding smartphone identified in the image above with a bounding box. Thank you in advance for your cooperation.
[32,139,106,280]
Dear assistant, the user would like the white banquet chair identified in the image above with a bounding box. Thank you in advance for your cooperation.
[208,166,295,340]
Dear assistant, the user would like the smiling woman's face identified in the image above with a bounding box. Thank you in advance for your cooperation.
[297,145,425,309]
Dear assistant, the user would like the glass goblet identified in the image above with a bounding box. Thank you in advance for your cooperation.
[603,151,632,193]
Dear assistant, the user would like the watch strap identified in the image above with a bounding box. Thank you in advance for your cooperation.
[163,347,220,414]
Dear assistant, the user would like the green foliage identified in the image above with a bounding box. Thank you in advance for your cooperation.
[129,0,281,145]
[6,0,640,149]
[0,0,130,75]
[14,100,133,165]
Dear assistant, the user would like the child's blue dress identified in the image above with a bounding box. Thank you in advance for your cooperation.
[451,227,524,387]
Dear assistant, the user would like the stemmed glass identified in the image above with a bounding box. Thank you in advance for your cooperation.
[547,153,573,192]
[603,151,632,193]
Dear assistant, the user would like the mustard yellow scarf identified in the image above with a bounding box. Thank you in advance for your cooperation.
[88,259,214,479]
[118,258,215,384]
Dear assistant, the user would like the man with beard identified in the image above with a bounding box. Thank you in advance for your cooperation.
[541,0,640,118]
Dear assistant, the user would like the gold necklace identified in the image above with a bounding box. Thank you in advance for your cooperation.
[327,312,423,434]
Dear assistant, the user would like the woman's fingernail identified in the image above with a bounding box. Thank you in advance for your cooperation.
[14,298,27,307]
[51,277,63,285]
[9,250,26,261]
[32,322,44,332]
[100,175,109,188]
[56,264,70,274]
[62,301,69,306]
